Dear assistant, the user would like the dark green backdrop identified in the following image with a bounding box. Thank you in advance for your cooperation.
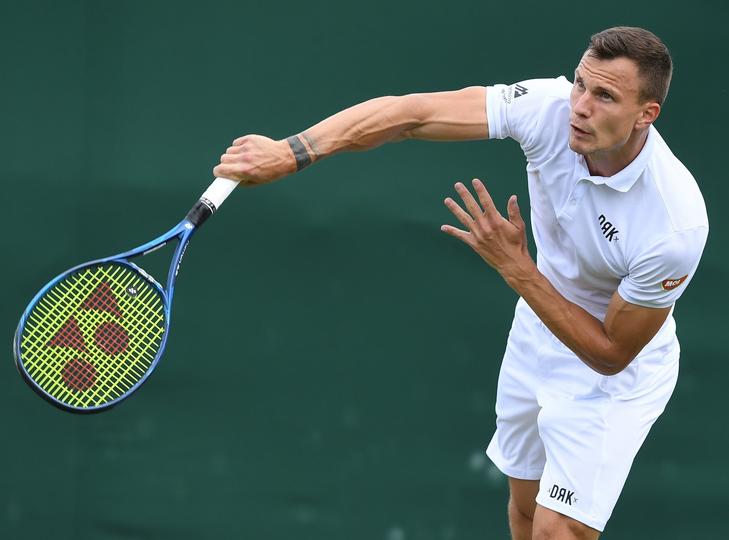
[2,1,726,538]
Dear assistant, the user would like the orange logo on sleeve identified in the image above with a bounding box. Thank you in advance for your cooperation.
[661,275,688,290]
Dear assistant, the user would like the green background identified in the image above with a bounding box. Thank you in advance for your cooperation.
[2,1,726,538]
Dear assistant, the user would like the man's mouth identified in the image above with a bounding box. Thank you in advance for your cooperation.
[570,123,591,136]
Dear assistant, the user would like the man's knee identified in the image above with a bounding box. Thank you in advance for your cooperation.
[507,477,539,520]
[532,505,600,540]
[507,477,539,540]
[508,496,535,523]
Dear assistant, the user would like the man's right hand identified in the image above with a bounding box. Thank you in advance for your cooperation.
[213,134,296,186]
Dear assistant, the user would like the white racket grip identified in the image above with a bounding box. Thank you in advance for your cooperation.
[200,177,239,210]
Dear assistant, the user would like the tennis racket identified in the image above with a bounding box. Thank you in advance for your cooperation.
[13,177,239,413]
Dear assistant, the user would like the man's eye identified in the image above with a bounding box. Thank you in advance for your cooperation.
[575,79,585,89]
[600,91,613,100]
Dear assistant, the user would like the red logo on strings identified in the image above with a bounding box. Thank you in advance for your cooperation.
[47,281,129,393]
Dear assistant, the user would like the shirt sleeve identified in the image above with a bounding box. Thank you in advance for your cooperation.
[617,226,709,308]
[486,76,571,155]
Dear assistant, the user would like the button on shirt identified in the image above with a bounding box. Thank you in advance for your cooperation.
[486,77,708,354]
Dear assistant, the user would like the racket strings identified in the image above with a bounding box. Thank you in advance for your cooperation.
[24,267,160,406]
[19,262,166,409]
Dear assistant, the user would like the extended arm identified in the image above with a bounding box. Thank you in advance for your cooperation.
[213,87,488,183]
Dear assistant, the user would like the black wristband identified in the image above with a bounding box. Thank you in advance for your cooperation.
[287,135,313,171]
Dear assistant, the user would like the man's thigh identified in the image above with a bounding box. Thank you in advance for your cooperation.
[533,366,677,532]
[491,301,679,532]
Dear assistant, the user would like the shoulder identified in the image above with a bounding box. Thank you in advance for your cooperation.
[491,76,572,105]
[622,130,709,286]
[487,76,572,151]
[641,128,708,233]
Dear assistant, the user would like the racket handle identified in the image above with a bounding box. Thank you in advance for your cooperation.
[185,177,239,227]
[202,177,239,209]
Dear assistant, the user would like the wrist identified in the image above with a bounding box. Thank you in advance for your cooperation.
[502,257,539,293]
[278,139,299,175]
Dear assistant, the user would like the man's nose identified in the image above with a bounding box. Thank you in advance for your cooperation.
[573,93,591,117]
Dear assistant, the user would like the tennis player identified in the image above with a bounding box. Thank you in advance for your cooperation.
[214,26,708,539]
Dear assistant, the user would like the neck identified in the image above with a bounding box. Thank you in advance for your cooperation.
[585,128,650,177]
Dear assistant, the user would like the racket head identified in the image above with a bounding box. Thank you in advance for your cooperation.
[14,259,171,413]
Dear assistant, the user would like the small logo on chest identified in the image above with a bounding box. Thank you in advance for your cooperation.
[598,214,619,242]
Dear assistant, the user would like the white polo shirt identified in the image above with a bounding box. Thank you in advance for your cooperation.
[486,77,708,353]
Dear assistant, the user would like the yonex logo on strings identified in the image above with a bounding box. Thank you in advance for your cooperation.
[598,214,619,242]
[46,281,129,392]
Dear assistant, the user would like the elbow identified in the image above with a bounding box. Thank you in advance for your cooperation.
[359,94,424,144]
[594,352,636,376]
[396,93,429,138]
[599,364,625,377]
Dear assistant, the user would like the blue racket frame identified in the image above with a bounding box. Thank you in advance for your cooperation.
[14,218,199,413]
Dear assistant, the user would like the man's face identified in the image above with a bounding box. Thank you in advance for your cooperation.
[569,53,650,158]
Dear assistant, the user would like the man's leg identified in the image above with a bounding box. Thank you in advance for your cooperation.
[507,477,539,540]
[532,504,600,540]
[506,478,601,540]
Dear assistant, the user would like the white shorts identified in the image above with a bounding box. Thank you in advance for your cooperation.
[486,298,679,532]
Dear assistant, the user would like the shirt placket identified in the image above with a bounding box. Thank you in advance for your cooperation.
[558,179,590,222]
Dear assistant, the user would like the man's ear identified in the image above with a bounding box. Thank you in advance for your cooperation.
[636,101,661,129]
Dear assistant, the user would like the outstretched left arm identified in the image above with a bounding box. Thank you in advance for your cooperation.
[441,179,671,376]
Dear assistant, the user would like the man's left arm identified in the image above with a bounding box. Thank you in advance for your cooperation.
[442,179,671,376]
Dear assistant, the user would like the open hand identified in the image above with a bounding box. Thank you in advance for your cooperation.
[441,179,534,280]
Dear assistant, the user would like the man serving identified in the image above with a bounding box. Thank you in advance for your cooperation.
[213,26,708,539]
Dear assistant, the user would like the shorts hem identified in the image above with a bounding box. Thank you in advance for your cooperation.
[486,447,543,481]
[535,493,606,532]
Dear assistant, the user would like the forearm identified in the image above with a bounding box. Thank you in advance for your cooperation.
[293,95,421,164]
[290,87,488,166]
[506,264,626,375]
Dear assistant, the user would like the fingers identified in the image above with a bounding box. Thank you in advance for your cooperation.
[219,146,247,165]
[213,163,245,180]
[444,197,473,229]
[216,137,252,179]
[471,179,498,216]
[454,182,483,218]
[212,163,231,178]
[507,195,525,230]
[440,224,472,245]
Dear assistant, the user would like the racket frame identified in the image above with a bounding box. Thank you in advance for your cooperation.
[14,177,238,413]
[13,218,198,413]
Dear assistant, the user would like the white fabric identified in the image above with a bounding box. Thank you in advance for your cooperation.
[486,299,679,531]
[484,77,708,530]
[487,77,708,355]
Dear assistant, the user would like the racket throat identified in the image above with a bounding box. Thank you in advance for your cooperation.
[185,197,217,227]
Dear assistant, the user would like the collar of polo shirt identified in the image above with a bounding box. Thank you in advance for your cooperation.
[575,126,656,192]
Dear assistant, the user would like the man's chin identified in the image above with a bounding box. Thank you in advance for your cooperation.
[568,137,590,155]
